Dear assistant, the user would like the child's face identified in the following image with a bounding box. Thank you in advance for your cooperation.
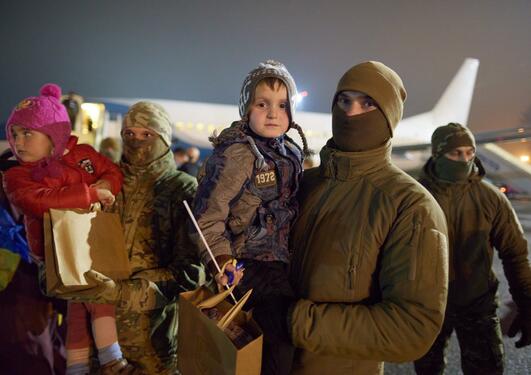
[11,125,53,163]
[248,81,290,138]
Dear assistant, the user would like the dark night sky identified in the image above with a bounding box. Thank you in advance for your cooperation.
[1,0,530,134]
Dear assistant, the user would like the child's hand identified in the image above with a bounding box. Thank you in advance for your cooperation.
[90,179,112,191]
[96,188,115,207]
[215,260,244,290]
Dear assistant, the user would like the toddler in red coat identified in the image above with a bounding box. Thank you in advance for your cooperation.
[3,84,136,374]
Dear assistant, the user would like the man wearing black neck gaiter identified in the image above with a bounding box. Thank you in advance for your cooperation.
[287,61,449,374]
[414,123,531,375]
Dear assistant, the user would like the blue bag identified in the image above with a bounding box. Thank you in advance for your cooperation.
[0,206,30,263]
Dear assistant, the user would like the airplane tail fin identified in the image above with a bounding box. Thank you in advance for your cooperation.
[432,58,479,127]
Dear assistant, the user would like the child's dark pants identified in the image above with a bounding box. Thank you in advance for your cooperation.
[234,260,295,375]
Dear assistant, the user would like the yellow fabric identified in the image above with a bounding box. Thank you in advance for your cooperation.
[0,248,20,291]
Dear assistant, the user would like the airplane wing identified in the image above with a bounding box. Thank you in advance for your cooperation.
[393,126,531,152]
[94,58,481,154]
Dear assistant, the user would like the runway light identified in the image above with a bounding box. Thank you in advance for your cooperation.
[520,155,529,162]
[293,90,308,104]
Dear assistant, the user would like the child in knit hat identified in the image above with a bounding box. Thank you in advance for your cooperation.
[3,84,138,374]
[192,60,308,375]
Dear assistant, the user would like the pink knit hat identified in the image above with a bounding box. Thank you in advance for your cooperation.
[6,83,72,161]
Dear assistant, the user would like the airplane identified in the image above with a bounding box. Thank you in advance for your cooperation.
[96,59,484,157]
[92,58,531,195]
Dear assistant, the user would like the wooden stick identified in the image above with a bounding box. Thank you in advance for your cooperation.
[183,200,237,304]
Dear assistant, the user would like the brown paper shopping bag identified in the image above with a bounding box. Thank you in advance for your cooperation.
[178,285,263,375]
[44,208,130,295]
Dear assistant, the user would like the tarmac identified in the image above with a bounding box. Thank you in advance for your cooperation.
[385,199,531,374]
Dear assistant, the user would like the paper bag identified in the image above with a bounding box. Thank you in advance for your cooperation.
[44,208,130,295]
[178,285,263,375]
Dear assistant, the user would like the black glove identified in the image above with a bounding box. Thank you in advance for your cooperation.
[508,312,531,348]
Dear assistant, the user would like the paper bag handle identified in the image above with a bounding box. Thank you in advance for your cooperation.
[89,202,102,212]
[217,288,252,330]
[197,284,237,310]
[197,285,253,330]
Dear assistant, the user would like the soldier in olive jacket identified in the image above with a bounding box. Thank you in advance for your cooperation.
[287,61,450,375]
[414,123,531,375]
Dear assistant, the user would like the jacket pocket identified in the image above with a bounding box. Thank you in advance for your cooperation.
[408,217,422,281]
[245,207,271,242]
[415,228,448,287]
[347,223,365,290]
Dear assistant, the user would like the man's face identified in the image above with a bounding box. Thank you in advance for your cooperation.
[336,91,378,116]
[121,126,168,165]
[122,127,157,141]
[248,82,290,138]
[444,146,475,162]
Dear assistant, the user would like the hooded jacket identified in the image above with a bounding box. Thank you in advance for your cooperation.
[3,136,123,257]
[288,141,449,374]
[419,157,531,314]
[193,122,303,264]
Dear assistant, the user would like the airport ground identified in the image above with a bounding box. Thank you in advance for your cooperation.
[385,199,531,374]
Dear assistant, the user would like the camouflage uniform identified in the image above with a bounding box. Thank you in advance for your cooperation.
[414,156,531,375]
[56,102,205,374]
[415,307,503,375]
[110,150,203,374]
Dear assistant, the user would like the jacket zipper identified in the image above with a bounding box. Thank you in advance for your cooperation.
[348,264,356,289]
[295,174,334,287]
[409,218,421,281]
[348,220,364,289]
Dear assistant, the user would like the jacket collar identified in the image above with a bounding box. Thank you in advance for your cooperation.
[319,139,392,181]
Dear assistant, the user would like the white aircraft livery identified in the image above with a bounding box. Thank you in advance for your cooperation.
[96,58,531,194]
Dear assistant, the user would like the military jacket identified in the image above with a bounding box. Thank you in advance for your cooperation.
[419,157,531,313]
[111,151,203,374]
[289,141,449,374]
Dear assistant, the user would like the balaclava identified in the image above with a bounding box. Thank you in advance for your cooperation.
[332,61,407,152]
[122,101,172,166]
[6,83,71,162]
[239,60,310,156]
[432,122,476,182]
